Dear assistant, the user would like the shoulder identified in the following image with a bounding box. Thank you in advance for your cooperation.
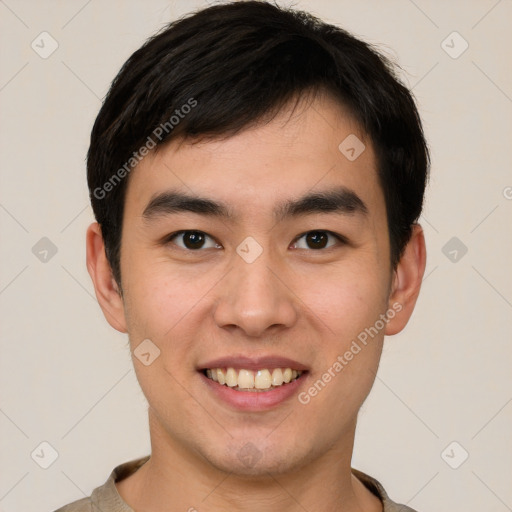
[53,497,94,512]
[52,455,150,512]
[352,467,420,512]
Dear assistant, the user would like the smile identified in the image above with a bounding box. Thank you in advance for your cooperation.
[204,367,304,391]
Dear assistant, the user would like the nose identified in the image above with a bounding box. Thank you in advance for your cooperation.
[213,249,298,338]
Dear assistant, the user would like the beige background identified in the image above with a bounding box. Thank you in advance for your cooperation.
[1,1,511,511]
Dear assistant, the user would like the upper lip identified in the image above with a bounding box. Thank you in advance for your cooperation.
[198,355,309,372]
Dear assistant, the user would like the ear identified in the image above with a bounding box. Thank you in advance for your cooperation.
[385,223,426,336]
[86,222,127,333]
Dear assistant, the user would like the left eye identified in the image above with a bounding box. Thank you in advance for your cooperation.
[167,231,221,250]
[292,231,343,250]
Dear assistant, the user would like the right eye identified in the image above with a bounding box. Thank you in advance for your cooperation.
[165,230,222,251]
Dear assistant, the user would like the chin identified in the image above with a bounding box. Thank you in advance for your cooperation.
[202,437,311,478]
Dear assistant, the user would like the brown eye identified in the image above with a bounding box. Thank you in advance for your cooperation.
[292,230,344,250]
[168,231,220,250]
[183,231,205,249]
[305,231,328,249]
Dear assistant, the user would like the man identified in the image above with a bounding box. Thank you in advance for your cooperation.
[56,1,428,510]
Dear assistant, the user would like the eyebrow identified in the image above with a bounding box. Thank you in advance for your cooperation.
[141,186,368,223]
[275,186,368,221]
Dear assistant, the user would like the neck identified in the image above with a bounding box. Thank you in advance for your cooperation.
[116,408,382,512]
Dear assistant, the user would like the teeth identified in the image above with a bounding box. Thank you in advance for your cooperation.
[216,368,226,385]
[238,369,254,389]
[271,368,284,386]
[225,367,238,387]
[204,367,303,391]
[255,369,272,389]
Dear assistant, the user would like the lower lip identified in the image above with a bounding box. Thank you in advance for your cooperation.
[199,371,308,411]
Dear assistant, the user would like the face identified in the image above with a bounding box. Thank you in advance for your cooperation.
[96,92,415,476]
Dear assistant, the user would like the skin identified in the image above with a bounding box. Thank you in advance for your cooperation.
[86,91,426,512]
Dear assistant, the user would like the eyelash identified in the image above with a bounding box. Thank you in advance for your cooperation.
[164,230,348,251]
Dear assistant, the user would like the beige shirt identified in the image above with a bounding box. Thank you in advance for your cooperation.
[54,456,418,512]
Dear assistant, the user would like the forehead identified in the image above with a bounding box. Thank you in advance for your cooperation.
[123,93,384,222]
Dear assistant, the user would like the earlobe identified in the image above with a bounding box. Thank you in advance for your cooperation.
[86,222,127,333]
[385,223,426,336]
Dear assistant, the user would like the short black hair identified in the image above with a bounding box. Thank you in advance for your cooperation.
[87,0,429,288]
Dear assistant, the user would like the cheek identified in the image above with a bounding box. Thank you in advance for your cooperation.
[123,268,205,415]
[122,259,219,376]
[298,259,388,405]
[299,259,389,339]
[122,252,206,334]
[297,273,386,422]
